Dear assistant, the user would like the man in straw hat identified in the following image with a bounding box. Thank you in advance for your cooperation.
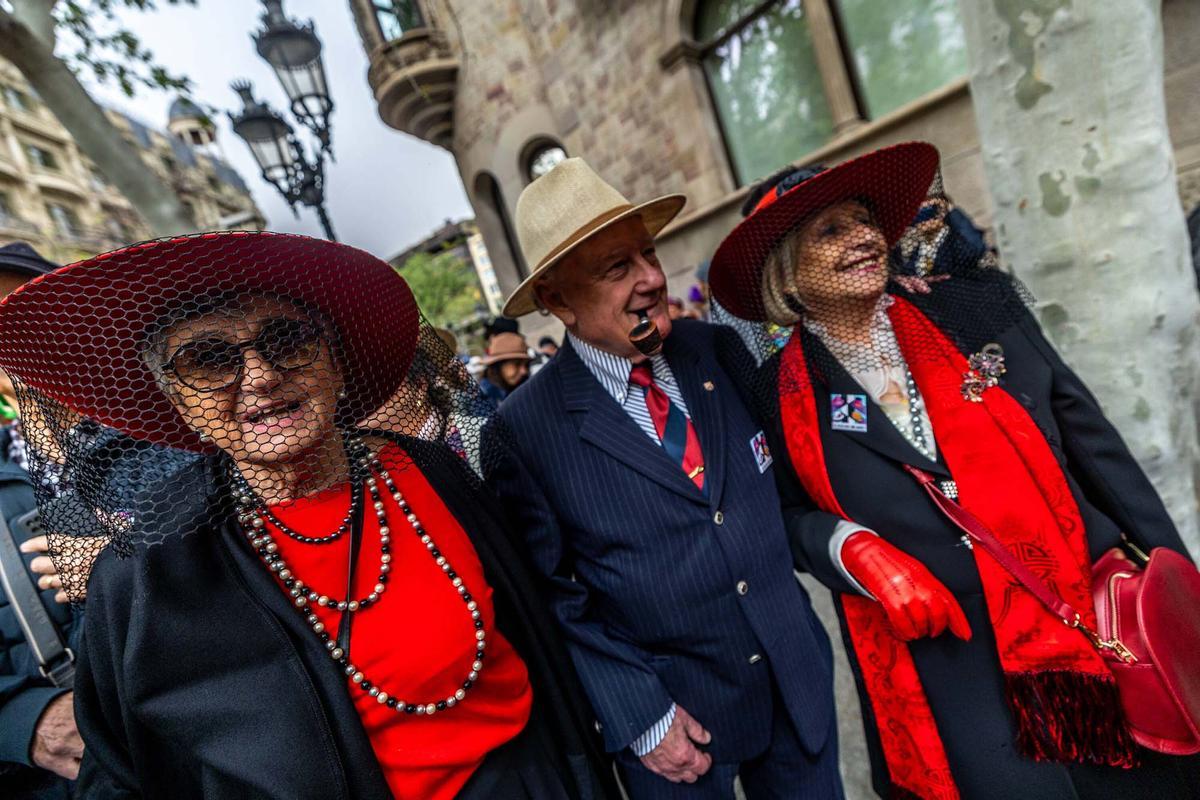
[486,159,842,798]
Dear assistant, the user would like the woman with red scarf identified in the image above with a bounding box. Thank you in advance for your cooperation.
[708,142,1200,799]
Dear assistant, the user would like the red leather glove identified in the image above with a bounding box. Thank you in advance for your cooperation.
[841,532,972,642]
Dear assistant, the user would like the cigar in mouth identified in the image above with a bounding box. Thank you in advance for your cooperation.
[629,310,663,357]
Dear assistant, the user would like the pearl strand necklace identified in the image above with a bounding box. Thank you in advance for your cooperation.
[232,446,486,716]
[903,366,935,460]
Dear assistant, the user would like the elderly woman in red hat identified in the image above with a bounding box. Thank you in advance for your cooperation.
[0,232,616,800]
[709,143,1200,799]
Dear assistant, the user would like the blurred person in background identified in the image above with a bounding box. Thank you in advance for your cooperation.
[479,332,533,405]
[0,243,83,800]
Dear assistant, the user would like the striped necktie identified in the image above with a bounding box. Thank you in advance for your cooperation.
[629,363,705,491]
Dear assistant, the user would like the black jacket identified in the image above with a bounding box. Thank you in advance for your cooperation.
[717,288,1200,799]
[74,436,617,799]
[0,426,81,800]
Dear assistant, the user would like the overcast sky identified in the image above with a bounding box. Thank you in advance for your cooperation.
[84,0,473,259]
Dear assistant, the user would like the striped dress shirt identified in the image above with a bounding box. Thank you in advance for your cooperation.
[567,332,686,755]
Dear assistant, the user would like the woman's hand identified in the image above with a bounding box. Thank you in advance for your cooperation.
[841,532,971,641]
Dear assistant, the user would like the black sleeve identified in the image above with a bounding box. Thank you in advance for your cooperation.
[1016,313,1192,562]
[72,549,140,798]
[713,327,860,594]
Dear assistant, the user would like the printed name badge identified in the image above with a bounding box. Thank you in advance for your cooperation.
[830,393,868,432]
[750,430,773,473]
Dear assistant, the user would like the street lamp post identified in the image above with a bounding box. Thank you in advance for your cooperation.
[229,0,336,240]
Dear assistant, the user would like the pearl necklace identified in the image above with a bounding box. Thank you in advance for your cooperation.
[231,442,486,716]
[903,366,935,461]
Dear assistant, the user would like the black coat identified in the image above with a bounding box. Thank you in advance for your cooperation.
[74,437,618,799]
[717,290,1200,800]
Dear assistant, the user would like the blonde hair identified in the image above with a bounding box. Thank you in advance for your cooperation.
[760,226,806,327]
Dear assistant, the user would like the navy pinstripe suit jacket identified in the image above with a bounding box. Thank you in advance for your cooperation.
[489,320,835,762]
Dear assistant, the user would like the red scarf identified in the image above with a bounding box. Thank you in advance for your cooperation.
[778,296,1135,799]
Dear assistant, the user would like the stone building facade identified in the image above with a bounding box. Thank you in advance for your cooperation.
[0,59,265,266]
[351,0,1199,342]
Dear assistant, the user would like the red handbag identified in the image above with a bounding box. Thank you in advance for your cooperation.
[905,465,1200,755]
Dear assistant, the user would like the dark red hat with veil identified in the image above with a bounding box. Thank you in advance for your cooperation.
[0,231,420,452]
[709,141,939,321]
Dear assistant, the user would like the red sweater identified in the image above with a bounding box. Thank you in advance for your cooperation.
[267,444,532,799]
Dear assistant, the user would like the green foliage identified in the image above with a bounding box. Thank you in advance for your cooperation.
[398,251,482,328]
[55,0,202,103]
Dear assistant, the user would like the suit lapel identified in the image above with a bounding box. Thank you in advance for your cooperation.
[559,339,703,502]
[666,333,725,510]
[805,332,949,477]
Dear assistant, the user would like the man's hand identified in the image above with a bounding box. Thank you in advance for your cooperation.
[639,705,713,784]
[30,691,83,780]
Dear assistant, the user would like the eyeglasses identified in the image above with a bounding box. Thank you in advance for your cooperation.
[163,317,324,392]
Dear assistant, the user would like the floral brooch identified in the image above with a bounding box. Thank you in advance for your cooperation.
[962,343,1006,402]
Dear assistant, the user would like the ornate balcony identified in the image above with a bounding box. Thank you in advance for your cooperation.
[367,29,458,150]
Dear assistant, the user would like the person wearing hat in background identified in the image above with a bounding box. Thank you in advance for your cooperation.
[708,142,1200,799]
[485,158,842,798]
[483,316,521,348]
[666,296,686,321]
[0,243,85,800]
[0,232,618,799]
[479,331,534,405]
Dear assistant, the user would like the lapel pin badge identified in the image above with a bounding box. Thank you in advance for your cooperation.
[961,343,1006,403]
[830,393,868,432]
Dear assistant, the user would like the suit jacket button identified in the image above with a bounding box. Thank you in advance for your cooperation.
[748,653,762,664]
[713,511,724,525]
[594,720,603,733]
[736,580,749,596]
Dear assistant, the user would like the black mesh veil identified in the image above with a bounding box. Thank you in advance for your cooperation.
[709,142,1034,454]
[0,232,503,603]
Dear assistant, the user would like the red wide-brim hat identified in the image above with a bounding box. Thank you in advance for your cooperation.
[709,141,941,321]
[0,231,420,452]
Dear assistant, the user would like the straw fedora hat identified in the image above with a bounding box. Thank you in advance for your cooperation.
[502,158,686,317]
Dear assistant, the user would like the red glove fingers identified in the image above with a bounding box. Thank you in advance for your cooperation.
[841,531,972,642]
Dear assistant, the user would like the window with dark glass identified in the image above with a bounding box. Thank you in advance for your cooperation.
[46,203,80,237]
[25,143,58,171]
[4,86,33,113]
[90,168,109,191]
[696,0,833,187]
[374,1,424,41]
[105,216,129,241]
[526,142,567,182]
[833,0,967,119]
[696,0,968,186]
[0,192,12,219]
